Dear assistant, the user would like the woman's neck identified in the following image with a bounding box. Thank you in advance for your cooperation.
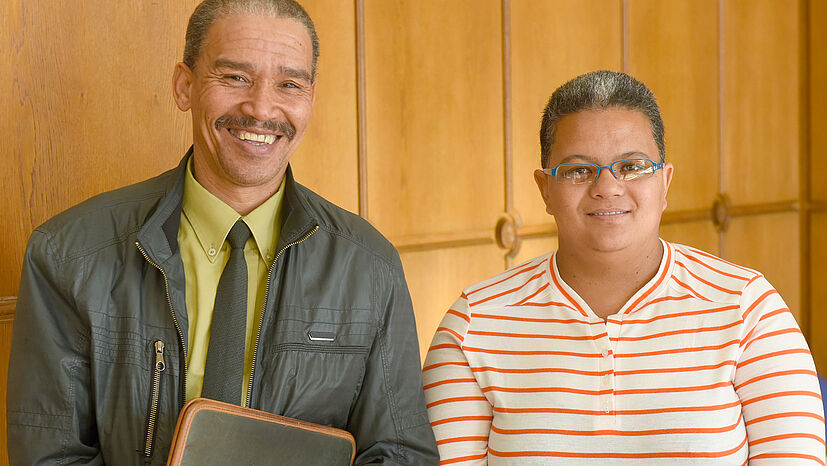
[555,238,664,319]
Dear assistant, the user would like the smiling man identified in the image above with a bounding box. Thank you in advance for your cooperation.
[7,1,438,464]
[423,70,825,464]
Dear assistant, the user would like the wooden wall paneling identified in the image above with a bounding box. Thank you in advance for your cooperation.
[290,0,360,213]
[809,0,827,373]
[626,0,719,214]
[363,0,504,240]
[510,0,623,230]
[811,0,827,202]
[722,0,801,206]
[512,236,559,268]
[725,213,801,322]
[660,220,719,256]
[400,244,506,361]
[2,1,199,297]
[809,213,827,374]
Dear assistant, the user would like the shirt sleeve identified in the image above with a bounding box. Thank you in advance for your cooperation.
[423,294,492,465]
[734,275,826,464]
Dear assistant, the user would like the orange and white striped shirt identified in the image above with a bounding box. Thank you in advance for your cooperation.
[423,241,825,465]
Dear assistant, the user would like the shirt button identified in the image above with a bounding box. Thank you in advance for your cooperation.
[208,247,217,256]
[604,401,612,413]
[602,374,612,386]
[601,349,609,358]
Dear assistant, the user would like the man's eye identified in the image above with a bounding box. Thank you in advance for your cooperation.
[225,75,247,83]
[282,81,300,89]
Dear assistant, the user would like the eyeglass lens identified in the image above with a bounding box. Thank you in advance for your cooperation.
[556,159,656,184]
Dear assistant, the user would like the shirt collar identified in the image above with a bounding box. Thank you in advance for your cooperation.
[181,158,284,265]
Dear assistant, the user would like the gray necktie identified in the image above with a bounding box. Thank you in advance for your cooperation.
[201,220,252,404]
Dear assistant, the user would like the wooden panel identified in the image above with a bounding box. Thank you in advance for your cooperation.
[725,213,800,322]
[363,0,504,239]
[722,0,801,205]
[660,220,719,256]
[809,213,827,373]
[512,235,558,267]
[626,0,719,213]
[812,0,827,201]
[401,244,504,362]
[2,1,200,296]
[290,0,359,213]
[511,0,622,229]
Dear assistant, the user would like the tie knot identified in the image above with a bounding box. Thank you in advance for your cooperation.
[226,221,251,250]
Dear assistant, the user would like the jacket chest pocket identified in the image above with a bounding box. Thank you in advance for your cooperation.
[255,310,376,429]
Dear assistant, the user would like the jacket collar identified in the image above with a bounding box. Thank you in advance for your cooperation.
[137,148,318,267]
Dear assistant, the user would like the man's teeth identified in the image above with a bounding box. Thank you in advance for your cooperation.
[233,130,276,144]
[591,211,625,216]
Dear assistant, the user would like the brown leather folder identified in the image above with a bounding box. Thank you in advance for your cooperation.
[167,398,356,465]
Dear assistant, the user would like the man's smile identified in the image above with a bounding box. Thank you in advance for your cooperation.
[227,128,277,145]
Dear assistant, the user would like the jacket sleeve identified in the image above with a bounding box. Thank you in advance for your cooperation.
[734,275,826,464]
[346,254,439,465]
[422,294,491,465]
[7,230,103,465]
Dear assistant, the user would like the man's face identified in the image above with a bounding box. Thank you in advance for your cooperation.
[533,108,673,255]
[173,13,316,196]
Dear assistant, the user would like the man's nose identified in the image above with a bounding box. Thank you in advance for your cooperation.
[240,82,285,122]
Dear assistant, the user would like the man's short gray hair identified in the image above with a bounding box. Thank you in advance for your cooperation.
[183,0,320,81]
[539,70,664,168]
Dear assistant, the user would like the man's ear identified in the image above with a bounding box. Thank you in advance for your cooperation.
[534,169,554,216]
[172,62,194,111]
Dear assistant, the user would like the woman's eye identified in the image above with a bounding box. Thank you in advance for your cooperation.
[562,166,593,179]
[619,161,646,173]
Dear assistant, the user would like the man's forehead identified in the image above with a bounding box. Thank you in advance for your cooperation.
[198,13,312,64]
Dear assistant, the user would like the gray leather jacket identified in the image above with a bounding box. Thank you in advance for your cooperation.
[7,153,438,465]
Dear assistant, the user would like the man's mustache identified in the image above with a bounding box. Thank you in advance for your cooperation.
[215,115,296,141]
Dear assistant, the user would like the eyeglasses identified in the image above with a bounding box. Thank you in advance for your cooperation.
[543,158,664,185]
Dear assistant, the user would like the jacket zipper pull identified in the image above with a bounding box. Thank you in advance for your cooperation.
[144,340,166,457]
[155,341,166,372]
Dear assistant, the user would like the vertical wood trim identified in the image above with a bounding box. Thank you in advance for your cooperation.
[621,0,628,72]
[502,0,514,269]
[800,0,812,337]
[355,0,368,219]
[718,0,727,257]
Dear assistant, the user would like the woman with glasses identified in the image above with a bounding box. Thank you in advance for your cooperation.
[423,70,825,465]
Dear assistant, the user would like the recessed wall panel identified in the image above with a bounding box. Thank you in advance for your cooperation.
[725,213,800,323]
[364,0,504,239]
[291,0,359,213]
[401,244,505,362]
[627,0,719,213]
[723,0,801,205]
[811,0,827,201]
[511,0,622,229]
[660,220,719,256]
[809,213,827,373]
[2,1,198,296]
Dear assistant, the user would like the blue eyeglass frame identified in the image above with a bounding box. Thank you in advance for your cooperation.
[543,158,665,183]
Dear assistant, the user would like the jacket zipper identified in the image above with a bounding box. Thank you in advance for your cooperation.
[136,242,188,455]
[143,341,166,457]
[246,225,319,407]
